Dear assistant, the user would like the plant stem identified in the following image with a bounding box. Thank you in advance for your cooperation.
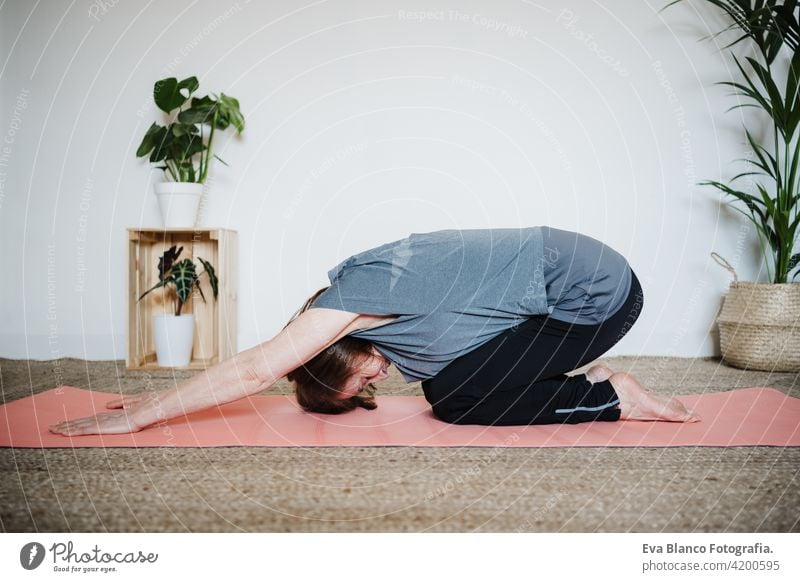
[768,57,783,283]
[198,124,205,184]
[200,110,218,184]
[755,226,774,282]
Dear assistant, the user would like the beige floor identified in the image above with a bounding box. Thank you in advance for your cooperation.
[0,356,798,532]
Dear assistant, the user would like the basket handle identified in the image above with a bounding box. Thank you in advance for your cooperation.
[710,251,739,283]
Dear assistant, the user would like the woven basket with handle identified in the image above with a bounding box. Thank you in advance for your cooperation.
[712,252,800,372]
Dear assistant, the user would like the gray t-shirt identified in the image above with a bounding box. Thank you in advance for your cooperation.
[310,226,631,383]
[542,226,632,326]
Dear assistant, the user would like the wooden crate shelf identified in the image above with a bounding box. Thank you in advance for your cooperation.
[127,228,238,370]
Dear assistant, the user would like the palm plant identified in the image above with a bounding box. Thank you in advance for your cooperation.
[138,245,219,316]
[668,0,800,282]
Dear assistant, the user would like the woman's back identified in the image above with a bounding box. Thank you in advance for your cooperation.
[310,226,630,383]
[542,226,632,325]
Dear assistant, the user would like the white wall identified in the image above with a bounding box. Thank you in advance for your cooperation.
[0,0,767,363]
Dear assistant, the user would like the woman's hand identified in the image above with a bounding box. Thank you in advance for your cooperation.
[49,411,142,436]
[49,309,360,437]
[48,393,150,436]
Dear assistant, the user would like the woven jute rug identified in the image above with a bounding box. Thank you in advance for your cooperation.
[1,356,798,532]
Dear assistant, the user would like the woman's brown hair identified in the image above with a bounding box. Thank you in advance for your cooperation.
[284,287,379,414]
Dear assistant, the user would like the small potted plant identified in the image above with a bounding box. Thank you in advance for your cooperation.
[138,245,219,367]
[136,76,245,227]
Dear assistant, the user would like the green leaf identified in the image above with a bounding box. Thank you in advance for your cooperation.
[136,122,164,158]
[787,46,800,111]
[154,76,199,114]
[744,128,779,179]
[149,126,173,163]
[790,253,800,279]
[218,93,245,133]
[158,245,183,281]
[703,179,768,222]
[181,133,206,158]
[171,259,198,305]
[171,123,199,137]
[137,276,173,302]
[213,113,230,131]
[785,47,800,139]
[730,56,772,115]
[196,257,219,299]
[787,145,800,201]
[663,1,794,63]
[774,0,800,53]
[746,56,786,134]
[790,208,800,231]
[755,183,777,216]
[177,96,219,126]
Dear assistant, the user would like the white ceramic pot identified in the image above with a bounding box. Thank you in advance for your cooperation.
[152,314,195,367]
[154,182,203,228]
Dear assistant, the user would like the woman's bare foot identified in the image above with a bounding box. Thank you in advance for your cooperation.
[586,363,614,384]
[609,372,700,422]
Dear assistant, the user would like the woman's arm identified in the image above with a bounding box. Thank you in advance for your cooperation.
[49,308,360,436]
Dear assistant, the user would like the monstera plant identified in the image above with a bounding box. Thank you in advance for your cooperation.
[138,245,219,367]
[136,76,245,227]
[137,77,245,183]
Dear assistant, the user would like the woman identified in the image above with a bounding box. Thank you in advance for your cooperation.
[50,226,698,436]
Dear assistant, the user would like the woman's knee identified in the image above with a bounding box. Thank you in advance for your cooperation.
[431,401,465,424]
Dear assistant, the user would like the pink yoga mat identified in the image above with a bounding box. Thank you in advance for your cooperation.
[1,386,799,448]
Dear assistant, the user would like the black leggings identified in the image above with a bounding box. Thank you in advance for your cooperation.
[421,270,644,425]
